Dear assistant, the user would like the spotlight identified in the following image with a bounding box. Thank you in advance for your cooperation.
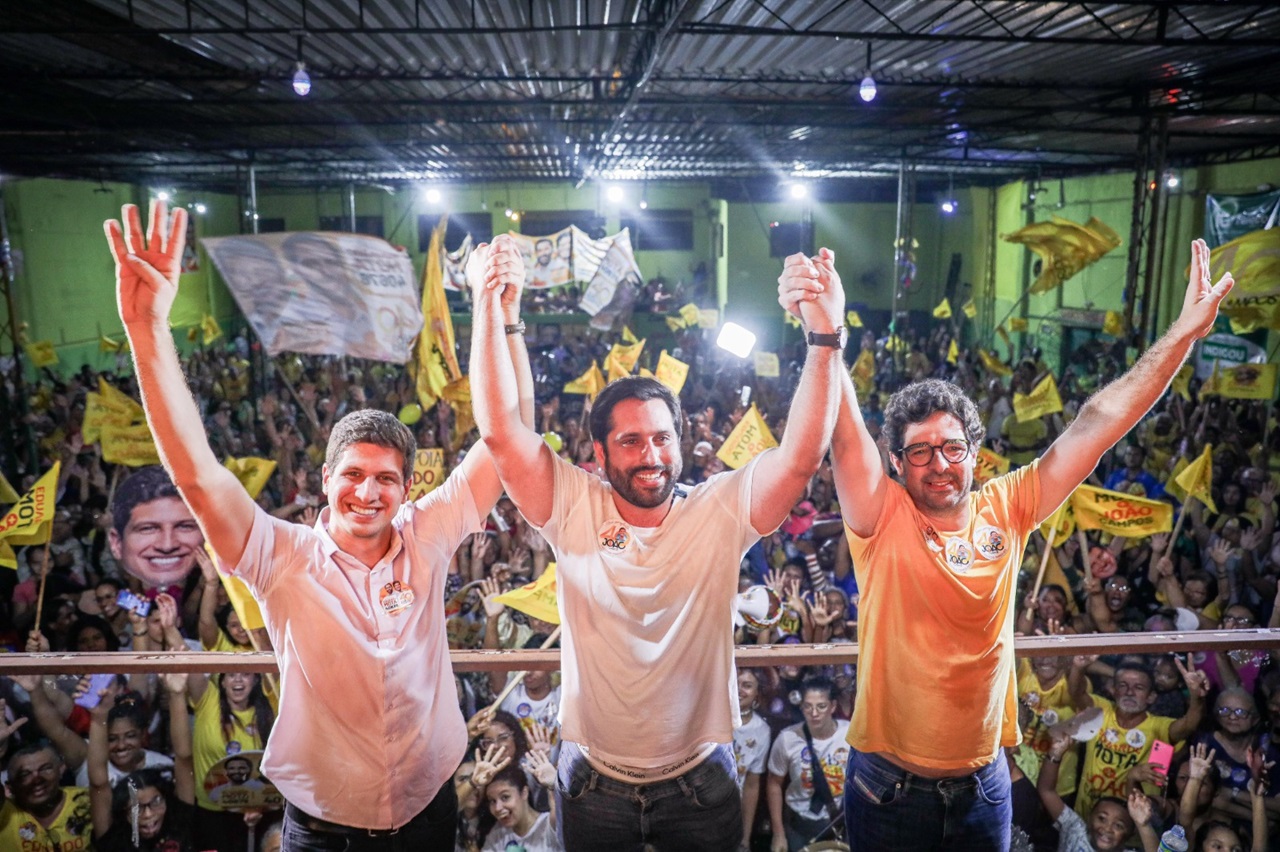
[639,199,648,209]
[940,199,956,215]
[1164,170,1180,189]
[193,203,207,215]
[716,322,757,359]
[155,190,172,202]
[505,208,514,218]
[940,174,957,214]
[510,211,520,222]
[789,182,809,200]
[606,185,624,203]
[292,63,311,97]
[423,187,442,205]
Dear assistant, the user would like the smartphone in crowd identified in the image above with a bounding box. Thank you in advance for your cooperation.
[74,673,118,710]
[116,588,151,618]
[1148,740,1174,777]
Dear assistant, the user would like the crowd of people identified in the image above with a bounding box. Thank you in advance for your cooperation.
[0,215,1275,852]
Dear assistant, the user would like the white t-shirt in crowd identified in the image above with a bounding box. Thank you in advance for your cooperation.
[482,811,561,851]
[74,749,173,789]
[499,679,562,764]
[732,711,771,789]
[767,719,852,823]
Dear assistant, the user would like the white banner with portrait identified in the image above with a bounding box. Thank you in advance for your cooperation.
[203,232,424,363]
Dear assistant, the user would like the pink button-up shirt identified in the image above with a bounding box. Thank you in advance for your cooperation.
[225,471,479,829]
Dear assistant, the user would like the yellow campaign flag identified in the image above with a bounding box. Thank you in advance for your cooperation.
[563,361,607,400]
[408,448,445,500]
[0,462,61,549]
[784,312,802,329]
[946,339,959,365]
[82,391,137,446]
[25,340,59,368]
[973,447,1010,487]
[1038,499,1076,542]
[1193,227,1280,333]
[1174,444,1217,514]
[1002,216,1122,294]
[886,334,908,354]
[698,309,719,330]
[962,299,978,319]
[716,404,778,470]
[1009,317,1028,333]
[1102,310,1125,337]
[101,423,161,467]
[99,334,129,354]
[621,326,639,344]
[98,378,145,420]
[678,303,701,327]
[978,349,1013,377]
[665,315,686,332]
[996,325,1012,350]
[851,349,876,396]
[1165,456,1190,504]
[222,571,265,631]
[932,298,952,319]
[440,376,475,451]
[0,540,16,570]
[608,339,646,374]
[606,353,630,384]
[1013,374,1063,423]
[846,310,863,328]
[1171,364,1193,402]
[638,367,654,378]
[1070,485,1173,538]
[0,469,20,504]
[415,215,463,411]
[223,457,277,500]
[201,314,223,346]
[1211,363,1278,400]
[754,351,780,378]
[494,562,560,624]
[654,350,690,395]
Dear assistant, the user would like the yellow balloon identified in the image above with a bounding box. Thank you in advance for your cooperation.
[398,403,423,425]
[542,432,564,452]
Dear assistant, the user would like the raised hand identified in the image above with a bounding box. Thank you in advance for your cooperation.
[1176,239,1234,340]
[1208,539,1232,565]
[479,576,506,619]
[1126,760,1167,789]
[156,593,179,632]
[0,699,29,742]
[1127,790,1153,826]
[466,706,496,741]
[1187,742,1216,780]
[523,749,557,789]
[471,742,513,788]
[25,630,50,654]
[1240,527,1264,553]
[485,234,526,318]
[105,201,188,326]
[526,721,554,757]
[777,253,822,322]
[806,248,847,334]
[1175,654,1210,698]
[195,546,218,585]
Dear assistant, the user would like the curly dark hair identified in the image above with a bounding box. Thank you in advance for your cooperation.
[882,379,985,455]
[112,466,181,537]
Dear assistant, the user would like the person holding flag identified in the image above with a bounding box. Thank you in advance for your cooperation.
[778,238,1234,852]
[104,201,533,849]
[470,246,847,851]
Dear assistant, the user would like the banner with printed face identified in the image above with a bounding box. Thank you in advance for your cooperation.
[203,232,423,363]
[579,230,643,325]
[203,751,283,811]
[511,227,575,289]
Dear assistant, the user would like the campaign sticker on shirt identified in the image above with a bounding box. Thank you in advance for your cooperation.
[1042,709,1059,726]
[1125,729,1146,749]
[800,746,812,762]
[922,524,943,553]
[516,702,532,718]
[944,537,973,573]
[1025,691,1041,709]
[379,580,416,617]
[973,526,1007,560]
[598,521,632,553]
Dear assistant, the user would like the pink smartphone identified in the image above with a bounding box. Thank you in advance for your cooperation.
[1148,740,1174,775]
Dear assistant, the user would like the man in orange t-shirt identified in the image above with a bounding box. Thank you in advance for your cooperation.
[778,239,1233,851]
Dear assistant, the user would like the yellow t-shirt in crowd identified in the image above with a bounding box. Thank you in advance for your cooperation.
[202,631,253,653]
[192,677,270,811]
[846,461,1041,771]
[1017,658,1081,796]
[1075,696,1174,817]
[1001,415,1047,466]
[0,788,94,852]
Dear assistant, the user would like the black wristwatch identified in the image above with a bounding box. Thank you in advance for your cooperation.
[807,328,847,349]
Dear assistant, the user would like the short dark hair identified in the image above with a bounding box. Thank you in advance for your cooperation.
[70,615,121,652]
[800,675,837,703]
[1113,663,1154,691]
[882,379,984,455]
[326,409,415,484]
[6,741,61,776]
[110,768,174,823]
[588,377,683,445]
[112,466,181,537]
[486,764,529,795]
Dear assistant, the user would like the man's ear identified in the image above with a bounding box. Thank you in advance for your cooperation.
[108,528,123,561]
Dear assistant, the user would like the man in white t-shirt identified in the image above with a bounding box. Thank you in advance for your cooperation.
[471,246,848,850]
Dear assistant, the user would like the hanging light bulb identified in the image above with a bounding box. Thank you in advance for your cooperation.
[939,174,957,214]
[1164,170,1180,189]
[292,62,311,96]
[858,44,877,103]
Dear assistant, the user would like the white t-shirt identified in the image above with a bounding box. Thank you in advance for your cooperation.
[482,811,561,852]
[732,711,771,789]
[535,453,764,769]
[499,680,562,764]
[74,749,173,789]
[767,720,851,823]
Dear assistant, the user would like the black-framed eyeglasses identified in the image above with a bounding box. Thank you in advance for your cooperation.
[1217,706,1256,719]
[1223,615,1255,626]
[895,439,972,467]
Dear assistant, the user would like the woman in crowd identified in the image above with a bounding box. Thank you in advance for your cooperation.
[480,756,560,852]
[766,676,849,852]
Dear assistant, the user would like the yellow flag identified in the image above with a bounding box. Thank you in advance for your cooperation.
[973,447,1010,487]
[408,448,446,500]
[1209,363,1278,400]
[441,377,475,450]
[698,309,719,330]
[607,340,646,375]
[886,334,908,354]
[1165,456,1190,503]
[679,303,701,327]
[415,215,462,411]
[716,404,778,470]
[0,540,16,570]
[1102,311,1125,337]
[638,367,654,378]
[1070,485,1173,538]
[784,312,801,329]
[83,391,137,446]
[846,310,863,328]
[1002,216,1122,294]
[201,314,223,346]
[1013,374,1063,423]
[962,299,977,319]
[223,457,277,500]
[665,316,686,332]
[932,298,952,319]
[1194,227,1280,332]
[754,351,780,378]
[0,469,20,504]
[946,339,959,365]
[996,325,1012,350]
[0,462,61,549]
[622,326,639,344]
[25,340,58,368]
[1038,499,1076,542]
[1009,317,1028,333]
[606,355,629,383]
[1174,444,1217,513]
[978,349,1013,377]
[654,351,690,395]
[851,349,876,396]
[98,378,145,420]
[1171,364,1192,402]
[563,362,607,400]
[99,334,129,354]
[494,563,560,624]
[101,423,161,467]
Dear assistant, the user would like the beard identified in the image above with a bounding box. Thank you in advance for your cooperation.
[603,451,682,510]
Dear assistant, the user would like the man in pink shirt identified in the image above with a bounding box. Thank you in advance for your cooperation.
[105,202,532,849]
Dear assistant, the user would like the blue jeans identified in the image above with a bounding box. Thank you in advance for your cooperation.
[282,781,456,851]
[843,749,1011,852]
[556,741,742,851]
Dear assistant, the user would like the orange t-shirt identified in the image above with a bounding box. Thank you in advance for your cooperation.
[846,461,1040,771]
